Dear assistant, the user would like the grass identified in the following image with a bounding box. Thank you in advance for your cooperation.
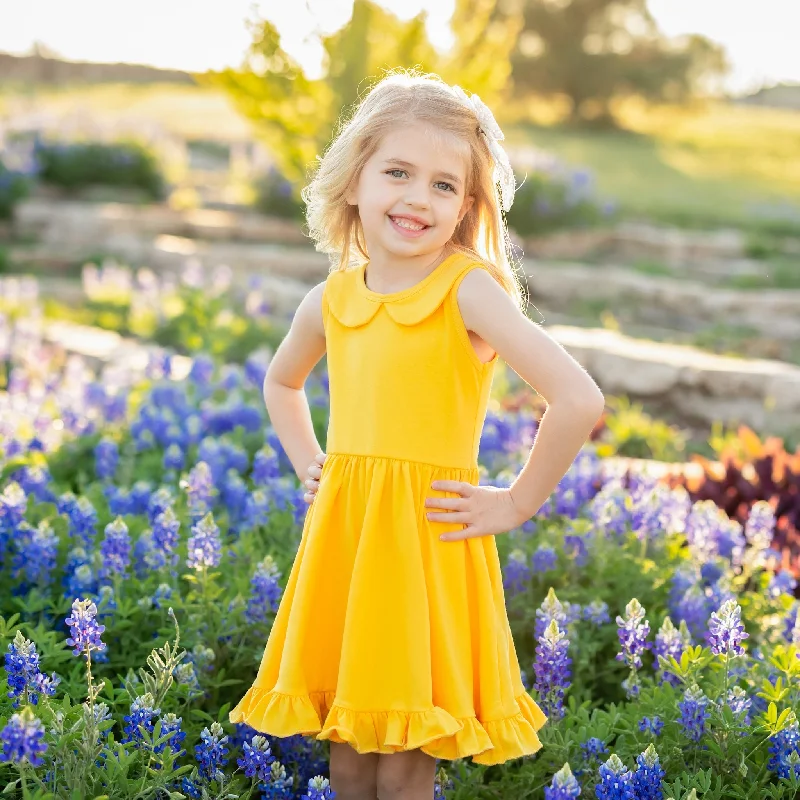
[506,99,800,233]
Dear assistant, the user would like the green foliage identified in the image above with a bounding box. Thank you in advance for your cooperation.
[0,163,31,220]
[33,140,165,200]
[252,164,305,220]
[595,395,687,462]
[206,0,519,192]
[510,0,728,124]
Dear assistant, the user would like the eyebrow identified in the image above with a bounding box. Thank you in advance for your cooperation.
[381,158,463,186]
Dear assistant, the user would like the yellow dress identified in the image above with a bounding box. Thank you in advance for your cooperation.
[229,251,547,764]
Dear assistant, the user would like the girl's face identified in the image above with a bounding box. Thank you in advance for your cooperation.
[345,121,475,269]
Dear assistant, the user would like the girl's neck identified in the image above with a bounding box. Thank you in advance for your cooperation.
[364,247,453,294]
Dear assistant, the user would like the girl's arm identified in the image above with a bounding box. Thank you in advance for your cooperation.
[428,268,605,536]
[263,280,328,483]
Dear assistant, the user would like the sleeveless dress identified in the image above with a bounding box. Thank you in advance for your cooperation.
[229,251,547,765]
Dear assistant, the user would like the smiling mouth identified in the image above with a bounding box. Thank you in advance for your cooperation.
[389,215,430,231]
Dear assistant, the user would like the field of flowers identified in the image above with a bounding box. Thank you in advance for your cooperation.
[2,271,800,800]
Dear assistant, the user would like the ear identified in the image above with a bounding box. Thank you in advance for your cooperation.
[457,194,475,223]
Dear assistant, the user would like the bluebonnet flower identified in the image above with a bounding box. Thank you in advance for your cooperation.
[638,716,664,737]
[181,461,217,521]
[768,720,800,779]
[581,737,608,761]
[129,480,153,515]
[4,631,59,708]
[64,598,107,658]
[163,443,185,473]
[147,487,175,524]
[65,496,98,548]
[94,437,119,481]
[243,488,271,530]
[156,713,186,757]
[534,619,572,720]
[133,530,166,575]
[707,599,748,657]
[616,599,650,698]
[545,763,581,799]
[0,482,27,536]
[195,721,230,781]
[122,693,160,745]
[726,687,752,726]
[99,517,131,582]
[532,545,558,573]
[152,583,173,609]
[11,520,58,589]
[152,507,181,557]
[678,685,709,743]
[653,616,691,686]
[252,445,281,484]
[535,587,568,639]
[768,570,797,600]
[105,485,133,516]
[189,353,215,388]
[583,600,610,626]
[221,469,248,525]
[186,512,222,570]
[245,556,284,624]
[595,754,635,800]
[0,707,48,766]
[564,533,589,566]
[301,775,336,800]
[237,734,276,781]
[503,549,532,594]
[632,744,664,800]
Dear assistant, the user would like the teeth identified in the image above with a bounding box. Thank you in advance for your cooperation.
[391,217,426,230]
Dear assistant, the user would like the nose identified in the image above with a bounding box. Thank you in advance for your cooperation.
[403,179,430,209]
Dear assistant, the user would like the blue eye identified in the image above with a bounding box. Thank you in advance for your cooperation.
[384,169,456,193]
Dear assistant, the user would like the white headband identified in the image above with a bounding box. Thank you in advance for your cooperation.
[451,85,516,212]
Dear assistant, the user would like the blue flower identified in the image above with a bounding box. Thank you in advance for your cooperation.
[195,721,230,782]
[181,461,217,521]
[678,685,709,743]
[632,744,664,800]
[532,545,558,573]
[122,693,160,745]
[99,517,131,582]
[581,737,608,761]
[707,599,748,657]
[64,598,107,658]
[638,716,664,737]
[186,512,221,570]
[595,754,634,800]
[533,618,572,721]
[583,601,610,626]
[545,763,581,799]
[245,556,283,624]
[503,549,532,594]
[300,775,336,800]
[237,734,276,781]
[616,599,650,698]
[0,707,48,766]
[535,587,568,639]
[768,721,800,779]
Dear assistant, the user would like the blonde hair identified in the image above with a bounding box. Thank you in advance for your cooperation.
[301,68,528,311]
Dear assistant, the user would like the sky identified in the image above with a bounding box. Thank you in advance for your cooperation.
[1,0,798,96]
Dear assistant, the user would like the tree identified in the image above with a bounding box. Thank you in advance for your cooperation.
[202,0,522,190]
[508,0,729,124]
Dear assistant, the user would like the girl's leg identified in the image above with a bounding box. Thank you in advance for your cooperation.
[376,749,437,800]
[328,741,380,800]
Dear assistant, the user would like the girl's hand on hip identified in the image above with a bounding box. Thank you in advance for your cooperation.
[302,452,327,505]
[425,480,528,540]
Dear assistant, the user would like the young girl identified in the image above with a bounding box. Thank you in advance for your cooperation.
[230,70,605,799]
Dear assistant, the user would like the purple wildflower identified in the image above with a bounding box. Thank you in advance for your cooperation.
[768,721,800,779]
[98,517,131,582]
[186,512,221,570]
[533,619,572,720]
[94,437,119,481]
[245,556,283,624]
[545,763,581,799]
[616,599,650,698]
[583,601,610,626]
[595,754,635,800]
[504,549,532,594]
[707,599,749,657]
[64,598,107,658]
[195,721,229,782]
[632,744,664,800]
[122,693,160,746]
[678,685,710,743]
[301,775,336,800]
[638,716,664,737]
[237,734,276,781]
[0,707,48,767]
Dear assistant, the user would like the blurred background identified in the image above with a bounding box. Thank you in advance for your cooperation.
[1,0,799,461]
